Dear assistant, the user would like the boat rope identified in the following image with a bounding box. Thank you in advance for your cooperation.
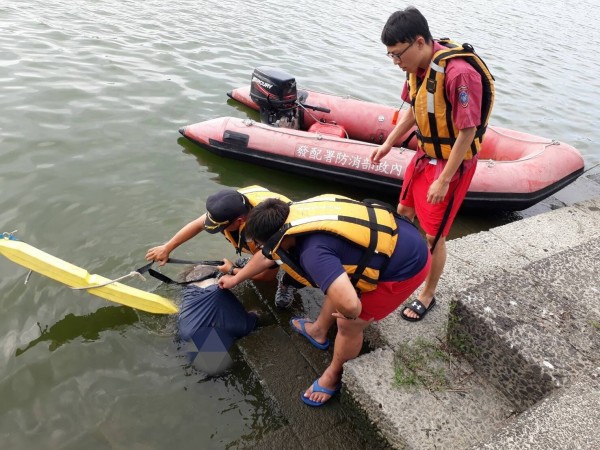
[487,126,558,145]
[71,258,224,290]
[244,117,371,144]
[240,117,565,167]
[480,130,560,167]
[2,231,222,290]
[70,270,148,290]
[1,230,19,241]
[24,270,33,285]
[298,86,360,100]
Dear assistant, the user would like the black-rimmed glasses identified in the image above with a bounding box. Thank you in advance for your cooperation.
[386,41,415,61]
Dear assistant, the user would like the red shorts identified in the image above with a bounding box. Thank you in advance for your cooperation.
[399,153,477,237]
[359,254,431,321]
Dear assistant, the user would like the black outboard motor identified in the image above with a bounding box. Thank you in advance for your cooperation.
[250,67,300,129]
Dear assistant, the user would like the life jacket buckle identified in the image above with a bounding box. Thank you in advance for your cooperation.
[462,42,475,53]
[426,78,437,94]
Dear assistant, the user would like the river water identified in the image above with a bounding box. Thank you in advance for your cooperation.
[1,0,599,448]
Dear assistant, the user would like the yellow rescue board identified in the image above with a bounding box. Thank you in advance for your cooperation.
[0,237,178,315]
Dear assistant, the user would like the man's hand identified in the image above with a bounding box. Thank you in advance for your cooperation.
[218,274,238,289]
[218,258,234,274]
[370,143,392,164]
[426,178,450,204]
[145,245,169,266]
[427,126,476,205]
[332,294,363,320]
[332,310,357,320]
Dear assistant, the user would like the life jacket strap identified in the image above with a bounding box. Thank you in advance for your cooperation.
[348,203,378,287]
[430,163,464,254]
[276,248,317,287]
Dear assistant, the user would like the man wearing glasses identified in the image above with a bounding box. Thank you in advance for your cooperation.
[371,6,495,322]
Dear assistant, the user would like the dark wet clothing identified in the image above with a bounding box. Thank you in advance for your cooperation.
[178,284,257,350]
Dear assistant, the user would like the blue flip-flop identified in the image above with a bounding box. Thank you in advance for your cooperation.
[301,378,341,407]
[289,318,330,350]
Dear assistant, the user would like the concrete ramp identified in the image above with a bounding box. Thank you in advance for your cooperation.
[473,378,600,449]
[344,346,516,448]
[238,324,379,449]
[344,194,600,448]
[237,173,600,449]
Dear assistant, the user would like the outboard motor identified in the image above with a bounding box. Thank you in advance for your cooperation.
[250,67,300,129]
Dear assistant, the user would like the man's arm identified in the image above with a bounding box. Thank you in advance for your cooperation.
[326,273,362,320]
[145,214,207,265]
[218,251,275,289]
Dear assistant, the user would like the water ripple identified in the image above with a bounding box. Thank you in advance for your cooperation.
[1,0,599,447]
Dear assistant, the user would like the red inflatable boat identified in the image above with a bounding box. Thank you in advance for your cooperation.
[180,67,584,210]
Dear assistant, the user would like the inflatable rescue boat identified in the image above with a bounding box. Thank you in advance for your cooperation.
[180,67,584,210]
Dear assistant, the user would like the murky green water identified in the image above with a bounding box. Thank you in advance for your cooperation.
[1,0,599,448]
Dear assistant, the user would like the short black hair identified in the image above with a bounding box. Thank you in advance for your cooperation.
[381,6,433,46]
[244,198,290,245]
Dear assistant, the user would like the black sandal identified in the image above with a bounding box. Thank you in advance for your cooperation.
[400,297,436,322]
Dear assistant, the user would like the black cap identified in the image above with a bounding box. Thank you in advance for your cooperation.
[204,189,250,234]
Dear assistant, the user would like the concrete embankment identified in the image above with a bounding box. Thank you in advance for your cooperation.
[236,169,600,449]
[345,170,600,449]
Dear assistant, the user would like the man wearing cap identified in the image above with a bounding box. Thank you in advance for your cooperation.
[146,185,299,307]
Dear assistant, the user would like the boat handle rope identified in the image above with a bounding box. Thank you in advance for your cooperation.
[0,231,150,290]
[70,270,148,290]
[488,127,559,145]
[300,85,359,99]
[482,133,560,167]
[1,231,224,290]
[71,258,224,290]
[1,230,19,241]
[246,114,371,145]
